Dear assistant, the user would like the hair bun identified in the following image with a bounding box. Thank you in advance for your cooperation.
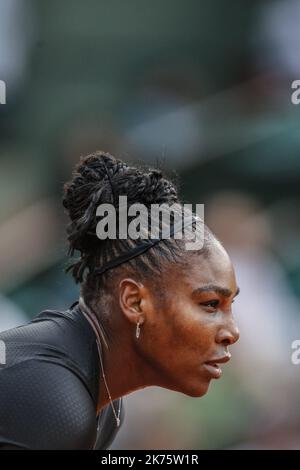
[62,150,179,283]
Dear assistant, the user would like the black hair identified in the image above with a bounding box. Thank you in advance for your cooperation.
[62,151,213,309]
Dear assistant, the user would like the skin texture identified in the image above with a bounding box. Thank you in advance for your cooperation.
[96,239,240,412]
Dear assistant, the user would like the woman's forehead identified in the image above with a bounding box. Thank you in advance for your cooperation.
[178,244,237,292]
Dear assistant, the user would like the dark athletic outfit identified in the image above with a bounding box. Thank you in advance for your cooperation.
[0,301,124,449]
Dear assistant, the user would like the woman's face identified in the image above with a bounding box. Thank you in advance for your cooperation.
[144,241,240,397]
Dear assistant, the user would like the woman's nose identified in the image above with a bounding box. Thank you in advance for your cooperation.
[216,317,240,346]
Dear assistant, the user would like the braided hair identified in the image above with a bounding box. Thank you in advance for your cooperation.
[62,151,212,309]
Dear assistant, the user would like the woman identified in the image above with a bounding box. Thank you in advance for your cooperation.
[0,151,240,450]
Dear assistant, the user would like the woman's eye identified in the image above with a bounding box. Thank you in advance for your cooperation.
[201,300,220,310]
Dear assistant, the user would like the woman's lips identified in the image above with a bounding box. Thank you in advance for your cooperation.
[203,355,231,379]
[203,362,222,379]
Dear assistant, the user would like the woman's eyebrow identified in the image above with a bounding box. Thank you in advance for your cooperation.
[192,285,240,298]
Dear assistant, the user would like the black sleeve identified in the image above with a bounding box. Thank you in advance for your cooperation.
[0,360,97,450]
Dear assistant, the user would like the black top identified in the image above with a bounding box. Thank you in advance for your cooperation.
[0,301,124,450]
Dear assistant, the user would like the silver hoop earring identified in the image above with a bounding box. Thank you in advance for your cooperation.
[136,320,141,339]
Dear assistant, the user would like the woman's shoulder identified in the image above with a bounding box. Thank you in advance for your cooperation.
[0,358,97,449]
[0,301,100,408]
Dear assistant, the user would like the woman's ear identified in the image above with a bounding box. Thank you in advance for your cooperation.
[118,278,148,325]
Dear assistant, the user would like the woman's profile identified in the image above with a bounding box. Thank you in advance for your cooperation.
[0,151,240,450]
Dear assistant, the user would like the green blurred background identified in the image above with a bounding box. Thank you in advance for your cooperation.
[1,0,300,449]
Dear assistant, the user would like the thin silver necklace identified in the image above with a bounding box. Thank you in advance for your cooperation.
[78,297,122,427]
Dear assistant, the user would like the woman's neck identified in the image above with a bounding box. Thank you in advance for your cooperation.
[78,296,164,413]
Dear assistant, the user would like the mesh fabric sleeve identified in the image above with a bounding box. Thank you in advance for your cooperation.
[0,359,97,450]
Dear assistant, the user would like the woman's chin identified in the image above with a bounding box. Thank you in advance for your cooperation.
[181,378,212,398]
